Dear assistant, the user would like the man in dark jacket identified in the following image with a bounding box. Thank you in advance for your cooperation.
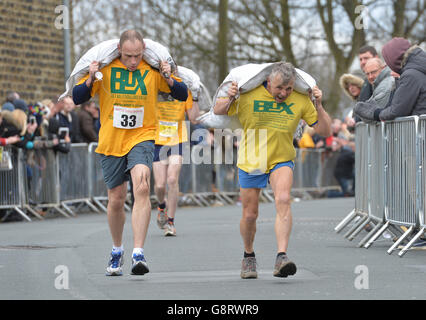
[354,38,426,121]
[358,45,379,102]
[56,96,82,143]
[352,45,379,122]
[77,101,98,143]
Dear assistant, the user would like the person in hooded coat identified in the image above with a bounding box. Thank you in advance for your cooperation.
[354,38,426,121]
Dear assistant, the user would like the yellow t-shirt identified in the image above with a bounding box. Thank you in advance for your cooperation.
[228,85,318,174]
[155,91,193,146]
[298,133,315,148]
[77,58,171,157]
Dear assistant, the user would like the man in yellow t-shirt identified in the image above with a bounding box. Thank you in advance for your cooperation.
[214,62,332,279]
[72,30,188,277]
[153,88,199,236]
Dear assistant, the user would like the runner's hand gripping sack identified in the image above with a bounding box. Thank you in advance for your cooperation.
[197,62,317,132]
[60,38,176,101]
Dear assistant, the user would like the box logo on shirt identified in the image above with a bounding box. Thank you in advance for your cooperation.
[253,100,294,115]
[110,68,148,95]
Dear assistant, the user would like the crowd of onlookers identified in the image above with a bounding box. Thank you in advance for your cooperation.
[1,91,100,152]
[295,117,356,198]
[296,37,425,198]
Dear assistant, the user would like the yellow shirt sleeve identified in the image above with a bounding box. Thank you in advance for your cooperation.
[227,97,240,116]
[302,98,318,126]
[185,91,193,111]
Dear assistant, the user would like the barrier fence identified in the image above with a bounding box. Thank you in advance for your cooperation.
[1,142,341,222]
[335,116,426,257]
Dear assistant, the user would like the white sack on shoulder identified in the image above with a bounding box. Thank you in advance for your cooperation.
[197,83,213,112]
[60,38,175,101]
[198,62,317,131]
[176,66,201,99]
[176,66,212,111]
[215,63,316,102]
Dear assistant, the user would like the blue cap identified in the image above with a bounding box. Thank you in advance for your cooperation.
[1,102,15,111]
[12,99,28,113]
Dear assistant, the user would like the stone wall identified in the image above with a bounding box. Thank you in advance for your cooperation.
[0,0,69,104]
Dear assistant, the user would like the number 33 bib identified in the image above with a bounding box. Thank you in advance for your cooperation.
[113,106,144,129]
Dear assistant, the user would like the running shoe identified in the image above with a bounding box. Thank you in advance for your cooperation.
[106,251,124,276]
[131,253,149,275]
[273,254,297,278]
[164,221,176,236]
[157,206,168,229]
[240,256,257,279]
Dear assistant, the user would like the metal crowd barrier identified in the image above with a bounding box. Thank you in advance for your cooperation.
[335,116,426,257]
[292,148,340,193]
[0,147,33,221]
[2,141,343,221]
[26,148,69,219]
[58,143,100,215]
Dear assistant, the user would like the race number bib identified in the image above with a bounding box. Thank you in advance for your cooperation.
[113,106,144,129]
[159,120,178,137]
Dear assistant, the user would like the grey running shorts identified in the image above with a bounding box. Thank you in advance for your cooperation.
[99,140,154,189]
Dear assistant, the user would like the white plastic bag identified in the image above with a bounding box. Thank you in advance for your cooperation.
[60,38,176,101]
[176,66,212,111]
[198,62,316,131]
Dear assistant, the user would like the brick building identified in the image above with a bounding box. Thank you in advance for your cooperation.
[0,0,72,104]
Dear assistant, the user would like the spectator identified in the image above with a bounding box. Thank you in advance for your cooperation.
[340,116,355,141]
[28,100,63,150]
[0,111,20,146]
[354,38,426,121]
[0,109,37,149]
[47,115,71,153]
[328,141,355,198]
[12,98,29,114]
[339,73,364,125]
[44,98,71,153]
[77,101,98,143]
[365,58,394,106]
[29,101,50,130]
[93,105,100,135]
[325,119,345,152]
[340,73,364,101]
[353,58,395,121]
[298,125,316,149]
[1,102,15,112]
[5,91,19,103]
[358,45,379,102]
[56,96,82,143]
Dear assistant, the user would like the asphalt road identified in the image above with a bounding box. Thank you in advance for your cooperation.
[0,197,425,301]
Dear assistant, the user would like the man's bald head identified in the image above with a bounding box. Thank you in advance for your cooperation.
[119,29,144,47]
[118,30,145,71]
[365,58,384,70]
[364,58,385,84]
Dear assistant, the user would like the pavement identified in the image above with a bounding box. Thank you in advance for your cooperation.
[0,197,425,301]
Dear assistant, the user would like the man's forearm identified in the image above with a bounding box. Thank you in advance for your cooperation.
[314,102,332,137]
[213,97,233,115]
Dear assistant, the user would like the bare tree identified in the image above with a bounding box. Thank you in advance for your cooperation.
[70,0,425,115]
[367,0,425,44]
[218,0,229,83]
[315,0,366,114]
